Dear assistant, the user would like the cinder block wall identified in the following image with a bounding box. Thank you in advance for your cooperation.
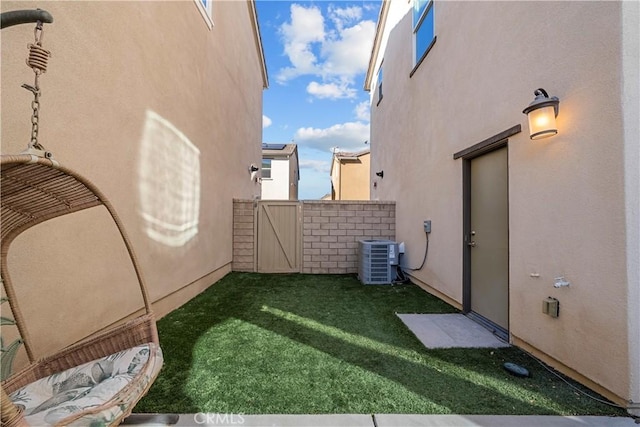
[301,201,395,274]
[232,199,396,274]
[232,199,255,272]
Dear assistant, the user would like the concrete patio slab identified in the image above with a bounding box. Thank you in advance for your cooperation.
[374,414,637,427]
[397,313,510,349]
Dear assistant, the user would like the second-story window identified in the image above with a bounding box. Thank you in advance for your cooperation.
[413,0,435,65]
[376,62,384,105]
[262,159,272,179]
[195,0,213,28]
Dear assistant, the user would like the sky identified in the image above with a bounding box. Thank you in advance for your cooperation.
[255,0,381,200]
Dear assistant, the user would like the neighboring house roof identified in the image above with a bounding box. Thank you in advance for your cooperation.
[248,0,269,89]
[364,0,390,91]
[262,143,299,181]
[262,143,297,157]
[330,148,370,177]
[335,148,370,161]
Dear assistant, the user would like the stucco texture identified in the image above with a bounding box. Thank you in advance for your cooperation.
[1,1,264,370]
[369,1,637,405]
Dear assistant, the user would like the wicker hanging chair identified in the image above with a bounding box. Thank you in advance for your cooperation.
[1,10,163,427]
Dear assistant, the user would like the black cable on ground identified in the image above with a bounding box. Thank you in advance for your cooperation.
[523,351,629,411]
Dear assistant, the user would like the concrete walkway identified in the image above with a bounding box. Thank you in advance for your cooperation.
[124,413,638,426]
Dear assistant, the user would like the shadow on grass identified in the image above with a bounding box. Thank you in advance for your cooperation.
[135,273,624,416]
[234,307,558,414]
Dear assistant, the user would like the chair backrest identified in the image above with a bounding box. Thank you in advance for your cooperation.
[1,154,154,377]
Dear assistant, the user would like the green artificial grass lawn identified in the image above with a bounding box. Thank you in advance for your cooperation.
[135,273,626,416]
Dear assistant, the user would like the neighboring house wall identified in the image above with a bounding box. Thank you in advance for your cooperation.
[1,0,266,368]
[366,0,639,411]
[261,144,299,200]
[288,149,299,200]
[261,158,291,200]
[331,150,371,200]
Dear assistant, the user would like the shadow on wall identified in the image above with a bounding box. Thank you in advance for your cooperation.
[137,110,201,247]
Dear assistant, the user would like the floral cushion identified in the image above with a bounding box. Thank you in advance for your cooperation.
[9,343,163,426]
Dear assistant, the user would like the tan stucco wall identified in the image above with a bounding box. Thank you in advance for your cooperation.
[1,1,264,368]
[369,0,636,405]
[289,150,299,200]
[341,153,370,201]
[330,156,341,199]
[331,153,371,200]
[622,0,640,414]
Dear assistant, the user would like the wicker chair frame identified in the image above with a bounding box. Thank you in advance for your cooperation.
[0,154,161,426]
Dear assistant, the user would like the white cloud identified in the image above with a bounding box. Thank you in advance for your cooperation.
[328,5,362,31]
[299,159,331,174]
[320,20,376,78]
[276,4,376,99]
[354,101,370,122]
[277,4,324,82]
[262,115,272,128]
[294,121,370,152]
[306,81,356,100]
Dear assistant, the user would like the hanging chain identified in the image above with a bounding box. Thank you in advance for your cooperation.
[21,21,51,152]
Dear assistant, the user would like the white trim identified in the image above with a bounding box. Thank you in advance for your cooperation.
[194,0,213,29]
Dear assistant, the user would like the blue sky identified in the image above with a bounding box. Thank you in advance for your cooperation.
[255,0,381,199]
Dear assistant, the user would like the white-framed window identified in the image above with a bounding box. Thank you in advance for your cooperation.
[262,159,272,179]
[376,62,384,105]
[194,0,213,29]
[413,0,435,66]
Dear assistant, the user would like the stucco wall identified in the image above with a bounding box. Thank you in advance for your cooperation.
[341,153,371,201]
[1,1,264,368]
[331,153,371,201]
[288,150,299,200]
[368,0,635,405]
[622,0,640,414]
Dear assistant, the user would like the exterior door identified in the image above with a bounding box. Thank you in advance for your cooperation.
[465,146,509,337]
[257,201,301,273]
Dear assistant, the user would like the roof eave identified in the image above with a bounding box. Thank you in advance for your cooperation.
[248,0,269,89]
[364,0,390,92]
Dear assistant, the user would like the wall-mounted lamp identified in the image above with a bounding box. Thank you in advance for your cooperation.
[249,164,259,182]
[522,88,560,140]
[375,171,384,178]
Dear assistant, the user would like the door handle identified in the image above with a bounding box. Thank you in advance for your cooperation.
[468,241,476,247]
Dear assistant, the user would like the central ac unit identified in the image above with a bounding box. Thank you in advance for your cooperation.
[358,239,399,285]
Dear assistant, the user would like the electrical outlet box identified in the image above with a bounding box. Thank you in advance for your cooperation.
[424,220,431,233]
[542,297,559,318]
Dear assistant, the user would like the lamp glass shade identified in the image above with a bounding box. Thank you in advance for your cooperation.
[527,105,557,140]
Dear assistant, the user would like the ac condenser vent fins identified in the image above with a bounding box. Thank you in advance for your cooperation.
[358,239,398,285]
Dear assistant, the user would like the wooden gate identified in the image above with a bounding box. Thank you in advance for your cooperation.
[256,201,302,273]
